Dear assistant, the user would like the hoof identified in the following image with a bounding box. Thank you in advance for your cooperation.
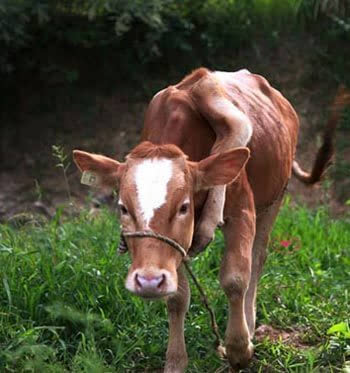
[188,232,214,257]
[226,342,254,371]
[216,344,227,359]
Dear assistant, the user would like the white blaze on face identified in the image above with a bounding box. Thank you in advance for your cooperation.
[134,158,173,226]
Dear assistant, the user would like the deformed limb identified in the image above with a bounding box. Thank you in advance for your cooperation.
[189,74,253,256]
[189,184,226,257]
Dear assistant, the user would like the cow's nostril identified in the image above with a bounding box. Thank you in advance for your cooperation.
[158,274,166,288]
[135,273,165,291]
[135,274,142,288]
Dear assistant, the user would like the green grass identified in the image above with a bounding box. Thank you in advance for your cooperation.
[0,199,349,372]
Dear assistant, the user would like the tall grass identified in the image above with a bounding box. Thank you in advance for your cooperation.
[0,200,349,372]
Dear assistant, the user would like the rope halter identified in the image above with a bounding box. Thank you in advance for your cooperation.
[118,229,225,357]
[118,230,189,260]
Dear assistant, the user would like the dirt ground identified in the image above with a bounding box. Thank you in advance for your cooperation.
[1,38,348,222]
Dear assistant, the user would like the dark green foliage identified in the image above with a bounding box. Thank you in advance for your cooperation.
[0,0,170,75]
[1,0,350,80]
[0,0,32,74]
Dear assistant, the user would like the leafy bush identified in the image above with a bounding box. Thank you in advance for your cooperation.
[1,0,350,84]
[0,0,32,73]
[0,0,172,74]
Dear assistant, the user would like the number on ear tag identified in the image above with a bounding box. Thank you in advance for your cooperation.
[81,171,99,187]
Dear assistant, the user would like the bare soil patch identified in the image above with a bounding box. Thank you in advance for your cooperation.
[255,324,312,349]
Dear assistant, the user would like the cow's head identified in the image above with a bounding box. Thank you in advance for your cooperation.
[73,142,249,299]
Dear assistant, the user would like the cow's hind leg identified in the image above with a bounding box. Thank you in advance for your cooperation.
[245,197,284,336]
[220,176,256,369]
[164,266,190,373]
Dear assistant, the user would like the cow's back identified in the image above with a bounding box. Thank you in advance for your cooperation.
[142,69,299,210]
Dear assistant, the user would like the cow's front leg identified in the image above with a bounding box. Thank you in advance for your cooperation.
[164,266,190,373]
[220,178,256,370]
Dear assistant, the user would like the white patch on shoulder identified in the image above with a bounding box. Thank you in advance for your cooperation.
[213,69,251,81]
[134,158,173,226]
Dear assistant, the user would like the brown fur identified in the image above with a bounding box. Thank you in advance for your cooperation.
[127,141,186,160]
[176,67,211,90]
[73,68,345,372]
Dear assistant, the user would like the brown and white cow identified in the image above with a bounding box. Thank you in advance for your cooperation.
[73,68,347,372]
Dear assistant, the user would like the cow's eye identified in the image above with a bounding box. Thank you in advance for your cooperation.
[119,204,128,216]
[179,203,189,215]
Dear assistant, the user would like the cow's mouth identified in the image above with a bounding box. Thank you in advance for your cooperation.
[138,293,166,300]
[132,288,177,300]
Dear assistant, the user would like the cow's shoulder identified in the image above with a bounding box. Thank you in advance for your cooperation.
[212,70,272,96]
[150,85,199,118]
[144,83,202,141]
[186,69,254,104]
[175,67,211,90]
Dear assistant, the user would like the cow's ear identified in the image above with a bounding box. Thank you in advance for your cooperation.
[73,150,124,190]
[191,147,250,190]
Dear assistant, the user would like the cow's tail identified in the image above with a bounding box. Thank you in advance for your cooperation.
[292,85,350,184]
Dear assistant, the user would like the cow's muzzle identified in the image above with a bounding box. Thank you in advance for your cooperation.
[126,268,176,298]
[120,230,188,299]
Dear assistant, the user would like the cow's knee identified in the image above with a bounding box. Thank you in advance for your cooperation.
[220,273,250,300]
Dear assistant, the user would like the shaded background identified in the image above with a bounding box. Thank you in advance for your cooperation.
[1,0,350,220]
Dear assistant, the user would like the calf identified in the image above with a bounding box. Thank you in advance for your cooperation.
[73,69,347,371]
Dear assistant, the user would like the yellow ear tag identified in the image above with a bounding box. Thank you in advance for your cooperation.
[81,171,99,187]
